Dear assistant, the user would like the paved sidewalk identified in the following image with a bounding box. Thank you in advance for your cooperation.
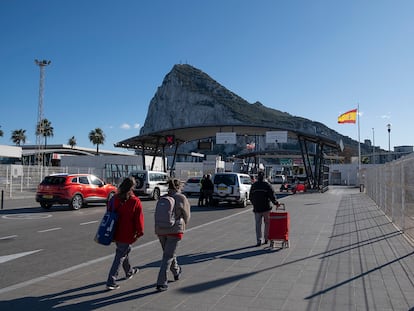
[1,187,413,310]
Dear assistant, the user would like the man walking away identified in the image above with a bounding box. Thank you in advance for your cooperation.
[249,171,279,246]
[202,174,214,206]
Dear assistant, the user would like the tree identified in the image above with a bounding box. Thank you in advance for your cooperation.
[11,129,27,146]
[36,118,54,148]
[0,126,3,138]
[68,136,77,149]
[88,128,105,155]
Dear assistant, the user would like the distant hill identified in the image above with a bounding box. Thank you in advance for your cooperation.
[141,64,371,157]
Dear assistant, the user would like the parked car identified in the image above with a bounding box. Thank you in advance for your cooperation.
[212,172,252,207]
[36,174,117,210]
[271,174,286,184]
[128,170,169,200]
[182,177,202,197]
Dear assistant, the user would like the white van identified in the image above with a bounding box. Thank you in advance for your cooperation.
[129,170,169,200]
[271,174,286,184]
[212,172,252,207]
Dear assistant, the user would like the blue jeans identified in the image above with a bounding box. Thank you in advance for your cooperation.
[156,235,181,286]
[107,242,133,286]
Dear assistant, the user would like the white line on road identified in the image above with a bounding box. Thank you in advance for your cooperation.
[37,227,62,233]
[0,208,252,295]
[0,235,18,240]
[0,249,43,264]
[80,220,99,225]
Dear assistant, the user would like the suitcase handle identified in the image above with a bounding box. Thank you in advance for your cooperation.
[274,203,286,210]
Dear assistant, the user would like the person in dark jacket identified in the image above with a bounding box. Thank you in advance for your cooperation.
[249,171,279,246]
[201,174,214,206]
[198,175,206,206]
[155,178,191,292]
[106,177,144,290]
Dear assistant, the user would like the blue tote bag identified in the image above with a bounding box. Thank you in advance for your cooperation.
[94,197,118,245]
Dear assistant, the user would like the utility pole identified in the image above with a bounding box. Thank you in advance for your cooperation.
[35,59,51,170]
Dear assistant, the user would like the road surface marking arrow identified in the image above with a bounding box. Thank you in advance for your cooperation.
[0,249,43,264]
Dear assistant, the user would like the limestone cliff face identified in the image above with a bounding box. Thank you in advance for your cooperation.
[141,64,291,134]
[140,64,364,153]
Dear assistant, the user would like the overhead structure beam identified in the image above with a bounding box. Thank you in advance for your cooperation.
[114,124,340,184]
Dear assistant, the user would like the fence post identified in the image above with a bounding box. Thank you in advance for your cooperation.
[401,161,405,232]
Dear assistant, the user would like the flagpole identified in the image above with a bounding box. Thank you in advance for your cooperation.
[357,103,361,172]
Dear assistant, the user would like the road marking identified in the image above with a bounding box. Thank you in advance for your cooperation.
[0,249,43,264]
[0,208,252,295]
[80,220,99,225]
[0,235,18,240]
[38,227,61,233]
[2,214,52,220]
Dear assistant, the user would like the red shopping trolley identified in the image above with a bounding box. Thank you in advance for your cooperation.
[268,203,290,249]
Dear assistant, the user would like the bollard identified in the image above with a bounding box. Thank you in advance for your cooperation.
[1,189,3,210]
[359,184,364,192]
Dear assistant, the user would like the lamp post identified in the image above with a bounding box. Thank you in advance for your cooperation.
[387,124,391,152]
[387,123,391,162]
[372,128,375,164]
[34,59,51,169]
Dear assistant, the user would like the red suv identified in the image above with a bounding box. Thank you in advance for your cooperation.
[36,174,117,210]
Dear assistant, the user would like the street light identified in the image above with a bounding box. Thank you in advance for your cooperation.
[387,123,391,152]
[372,128,375,164]
[34,59,51,166]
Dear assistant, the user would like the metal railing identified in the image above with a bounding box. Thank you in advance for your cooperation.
[362,153,414,242]
[0,164,101,199]
[0,164,196,200]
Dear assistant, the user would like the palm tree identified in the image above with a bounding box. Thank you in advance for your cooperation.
[68,136,77,149]
[88,128,105,155]
[36,118,54,148]
[11,129,27,146]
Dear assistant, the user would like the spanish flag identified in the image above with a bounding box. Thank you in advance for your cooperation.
[338,109,357,124]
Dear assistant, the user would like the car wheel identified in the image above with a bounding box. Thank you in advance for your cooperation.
[40,202,52,209]
[153,188,161,200]
[70,194,83,210]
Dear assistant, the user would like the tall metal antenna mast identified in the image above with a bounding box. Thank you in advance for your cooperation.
[34,59,51,166]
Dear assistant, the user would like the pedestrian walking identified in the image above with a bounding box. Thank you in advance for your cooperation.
[155,178,191,291]
[249,171,279,246]
[198,175,206,206]
[202,174,214,206]
[106,176,144,290]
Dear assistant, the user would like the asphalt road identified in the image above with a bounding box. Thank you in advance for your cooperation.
[0,196,251,290]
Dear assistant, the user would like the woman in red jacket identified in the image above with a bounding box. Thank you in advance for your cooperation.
[106,177,144,290]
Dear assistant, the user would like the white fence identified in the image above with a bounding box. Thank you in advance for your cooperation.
[0,164,101,199]
[0,163,201,199]
[362,153,414,242]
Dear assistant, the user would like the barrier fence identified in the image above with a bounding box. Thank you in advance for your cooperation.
[0,165,101,199]
[2,159,414,242]
[0,164,200,199]
[362,153,414,242]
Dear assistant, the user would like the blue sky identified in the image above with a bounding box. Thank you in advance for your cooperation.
[1,0,413,152]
